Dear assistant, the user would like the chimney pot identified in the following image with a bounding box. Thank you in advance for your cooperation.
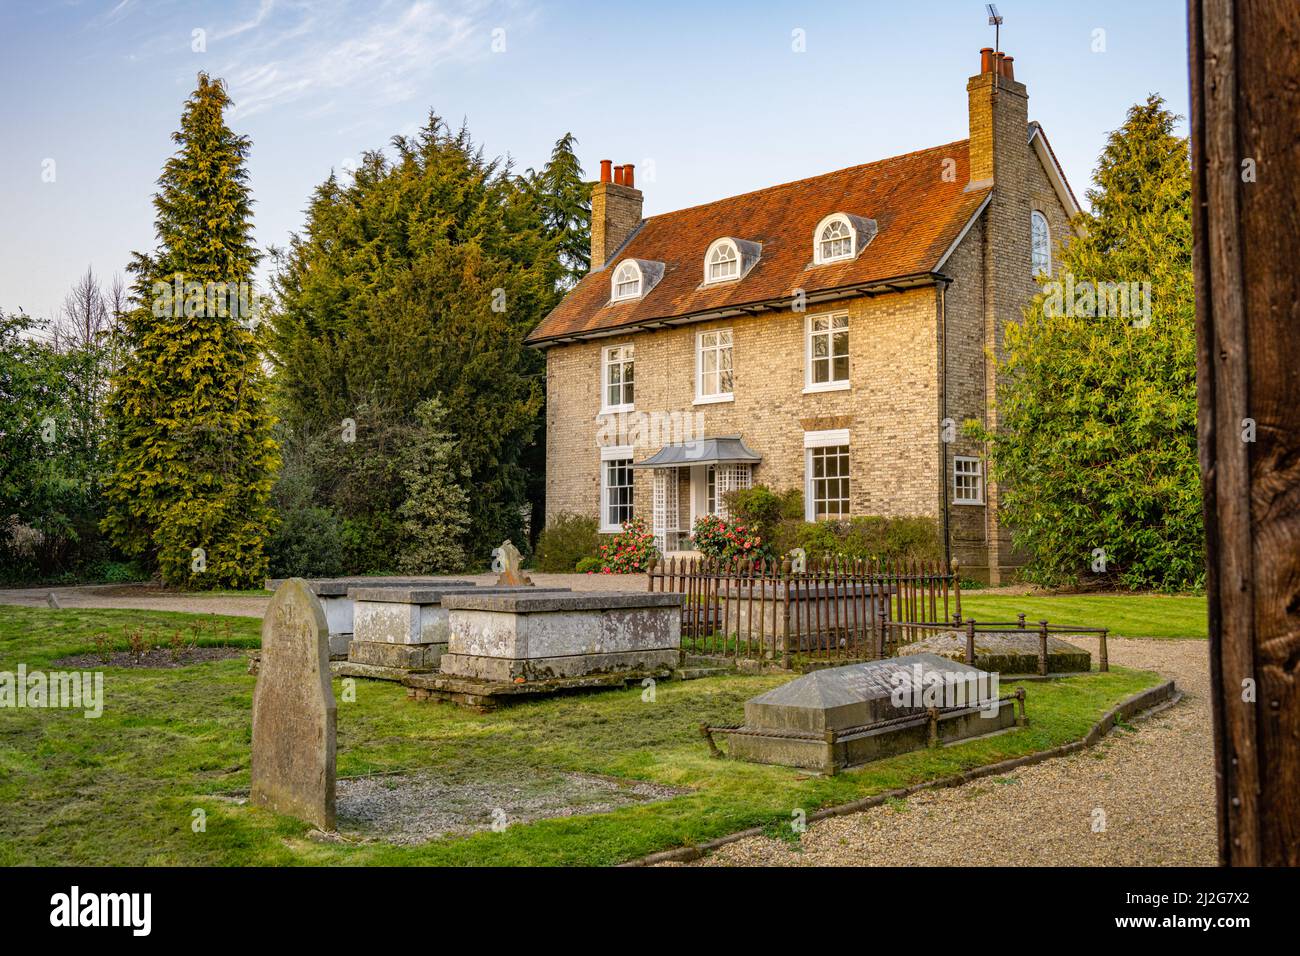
[1002,55,1014,81]
[599,159,612,183]
[994,51,1007,77]
[614,164,625,186]
[980,47,994,73]
[624,164,635,189]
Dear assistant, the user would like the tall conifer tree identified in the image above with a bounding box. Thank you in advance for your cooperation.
[977,96,1198,589]
[103,74,278,589]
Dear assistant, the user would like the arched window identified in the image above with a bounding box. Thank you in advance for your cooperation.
[705,240,740,283]
[1031,211,1051,277]
[814,214,856,264]
[611,260,642,301]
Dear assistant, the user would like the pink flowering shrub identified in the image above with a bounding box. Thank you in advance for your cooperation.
[598,516,660,573]
[690,514,770,564]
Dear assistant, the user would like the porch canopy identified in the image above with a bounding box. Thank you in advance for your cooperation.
[632,436,762,469]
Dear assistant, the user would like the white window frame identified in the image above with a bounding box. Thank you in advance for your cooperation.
[803,429,851,521]
[599,445,635,532]
[703,238,741,285]
[601,344,635,413]
[804,311,851,393]
[953,456,984,505]
[813,213,856,265]
[611,260,643,302]
[1031,211,1051,277]
[694,328,734,404]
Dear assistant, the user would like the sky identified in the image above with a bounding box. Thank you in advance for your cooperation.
[0,0,1192,321]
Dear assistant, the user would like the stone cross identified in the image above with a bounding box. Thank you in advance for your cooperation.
[251,578,336,830]
[491,540,533,587]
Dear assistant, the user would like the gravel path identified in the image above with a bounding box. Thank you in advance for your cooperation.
[677,636,1216,867]
[0,572,645,618]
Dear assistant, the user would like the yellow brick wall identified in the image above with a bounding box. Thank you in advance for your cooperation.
[544,289,942,535]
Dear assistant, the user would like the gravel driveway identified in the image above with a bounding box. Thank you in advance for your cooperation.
[677,636,1216,867]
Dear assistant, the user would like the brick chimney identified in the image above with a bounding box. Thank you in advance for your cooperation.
[967,47,1028,189]
[591,159,643,269]
[966,48,1034,585]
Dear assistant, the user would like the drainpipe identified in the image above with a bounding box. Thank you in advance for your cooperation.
[939,280,952,570]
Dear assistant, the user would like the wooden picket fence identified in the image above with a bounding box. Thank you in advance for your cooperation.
[646,555,962,668]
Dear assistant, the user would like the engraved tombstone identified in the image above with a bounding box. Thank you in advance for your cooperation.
[251,578,336,830]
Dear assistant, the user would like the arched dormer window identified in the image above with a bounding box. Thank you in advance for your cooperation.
[609,258,665,303]
[812,213,878,265]
[701,237,762,286]
[612,260,643,301]
[1031,211,1051,277]
[706,239,740,283]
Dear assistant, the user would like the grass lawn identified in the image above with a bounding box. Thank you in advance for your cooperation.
[957,594,1207,639]
[0,606,1167,866]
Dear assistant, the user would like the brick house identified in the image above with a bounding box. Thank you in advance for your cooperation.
[525,49,1079,583]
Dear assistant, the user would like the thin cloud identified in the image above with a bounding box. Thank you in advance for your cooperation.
[211,0,502,120]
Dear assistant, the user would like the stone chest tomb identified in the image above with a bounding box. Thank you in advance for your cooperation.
[721,653,1021,774]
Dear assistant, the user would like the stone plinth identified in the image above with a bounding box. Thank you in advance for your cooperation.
[264,577,473,658]
[439,591,683,682]
[724,653,1018,774]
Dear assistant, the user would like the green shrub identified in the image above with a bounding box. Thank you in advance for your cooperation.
[725,486,803,545]
[534,512,600,572]
[773,515,942,565]
[575,556,603,574]
[598,516,659,573]
[267,505,347,578]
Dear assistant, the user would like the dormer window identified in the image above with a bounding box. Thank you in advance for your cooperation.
[609,258,665,303]
[706,240,739,282]
[701,237,762,286]
[612,261,642,301]
[812,213,878,266]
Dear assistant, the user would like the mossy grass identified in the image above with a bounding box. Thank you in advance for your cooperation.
[0,605,1170,866]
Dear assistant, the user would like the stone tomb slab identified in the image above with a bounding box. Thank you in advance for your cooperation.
[725,654,1018,774]
[251,579,336,830]
[897,629,1092,675]
[344,585,571,679]
[264,577,473,658]
[438,590,684,683]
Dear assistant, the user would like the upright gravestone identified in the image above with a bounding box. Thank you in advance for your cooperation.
[251,578,336,830]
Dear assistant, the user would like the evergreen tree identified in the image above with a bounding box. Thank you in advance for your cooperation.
[397,398,470,572]
[528,132,591,288]
[269,114,561,557]
[976,96,1199,589]
[102,74,278,589]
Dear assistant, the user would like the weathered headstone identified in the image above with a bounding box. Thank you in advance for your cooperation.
[491,540,533,587]
[251,578,336,830]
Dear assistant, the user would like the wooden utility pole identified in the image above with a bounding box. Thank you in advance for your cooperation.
[1189,0,1300,865]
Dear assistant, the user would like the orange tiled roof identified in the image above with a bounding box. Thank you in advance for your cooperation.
[527,139,991,345]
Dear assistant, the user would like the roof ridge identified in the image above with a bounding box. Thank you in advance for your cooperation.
[640,138,972,222]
